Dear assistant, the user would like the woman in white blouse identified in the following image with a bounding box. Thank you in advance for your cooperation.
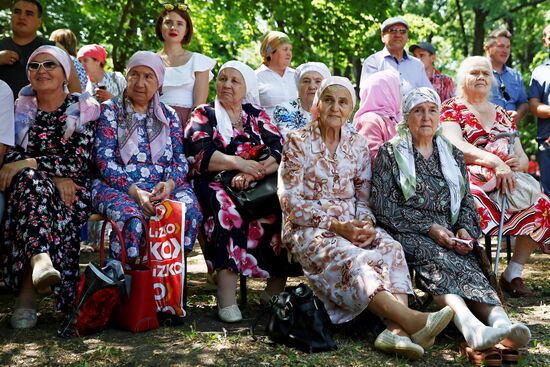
[255,31,297,117]
[156,3,216,125]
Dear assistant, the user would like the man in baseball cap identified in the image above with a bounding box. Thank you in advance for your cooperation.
[359,16,432,96]
[410,41,455,101]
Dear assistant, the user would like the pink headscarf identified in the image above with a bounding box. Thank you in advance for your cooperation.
[353,70,401,123]
[77,44,108,64]
[15,45,100,150]
[118,51,169,165]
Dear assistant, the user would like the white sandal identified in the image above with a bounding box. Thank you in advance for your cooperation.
[217,304,242,323]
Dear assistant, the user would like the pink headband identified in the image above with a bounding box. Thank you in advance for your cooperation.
[77,44,108,64]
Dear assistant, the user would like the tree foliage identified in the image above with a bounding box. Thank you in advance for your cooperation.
[0,0,548,150]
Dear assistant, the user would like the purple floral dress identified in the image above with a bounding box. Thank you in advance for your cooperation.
[184,103,301,277]
[1,95,95,312]
[92,97,202,259]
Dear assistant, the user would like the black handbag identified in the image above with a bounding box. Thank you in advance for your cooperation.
[215,171,280,221]
[251,283,337,353]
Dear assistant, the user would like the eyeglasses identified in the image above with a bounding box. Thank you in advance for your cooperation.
[386,28,408,35]
[163,3,189,12]
[499,82,511,101]
[28,61,60,71]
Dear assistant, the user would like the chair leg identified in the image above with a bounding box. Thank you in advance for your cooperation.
[485,235,492,265]
[239,274,247,307]
[506,236,512,263]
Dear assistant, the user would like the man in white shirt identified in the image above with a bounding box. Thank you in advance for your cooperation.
[359,17,432,96]
[0,79,15,222]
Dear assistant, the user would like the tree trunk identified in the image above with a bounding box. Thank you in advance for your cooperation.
[472,7,488,55]
[112,0,133,71]
[454,0,469,56]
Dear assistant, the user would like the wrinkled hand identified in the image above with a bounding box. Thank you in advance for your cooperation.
[94,88,114,102]
[236,157,265,180]
[453,228,473,255]
[428,223,455,250]
[131,186,155,217]
[332,219,377,247]
[508,110,520,125]
[504,153,521,172]
[53,177,81,207]
[494,160,516,194]
[0,50,19,66]
[231,173,255,190]
[0,159,36,191]
[150,180,175,204]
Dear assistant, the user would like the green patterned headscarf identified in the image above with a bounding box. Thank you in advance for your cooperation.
[390,87,466,224]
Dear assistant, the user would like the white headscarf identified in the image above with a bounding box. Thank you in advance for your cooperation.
[390,87,465,224]
[215,61,259,145]
[310,76,356,121]
[294,62,331,87]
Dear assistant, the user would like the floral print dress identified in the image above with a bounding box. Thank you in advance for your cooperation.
[371,142,501,306]
[184,103,301,278]
[92,98,202,259]
[1,95,95,312]
[278,121,413,324]
[441,98,550,252]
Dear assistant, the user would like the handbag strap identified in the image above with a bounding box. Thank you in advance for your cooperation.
[99,217,124,267]
[121,215,152,268]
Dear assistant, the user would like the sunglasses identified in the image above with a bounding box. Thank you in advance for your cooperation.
[28,61,60,71]
[499,82,511,101]
[163,3,189,12]
[387,28,408,35]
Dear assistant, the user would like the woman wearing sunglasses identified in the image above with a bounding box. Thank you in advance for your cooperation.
[0,45,100,329]
[156,3,215,126]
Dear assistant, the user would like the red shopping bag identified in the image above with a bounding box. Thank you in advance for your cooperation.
[110,216,159,333]
[58,218,125,338]
[149,200,187,317]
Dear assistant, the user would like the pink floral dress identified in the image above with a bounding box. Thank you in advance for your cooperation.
[278,121,413,324]
[184,103,301,278]
[441,97,550,251]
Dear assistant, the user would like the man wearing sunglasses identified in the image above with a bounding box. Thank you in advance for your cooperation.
[528,24,550,194]
[0,0,79,96]
[359,16,432,97]
[484,29,529,125]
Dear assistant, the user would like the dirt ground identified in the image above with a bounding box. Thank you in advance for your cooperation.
[1,247,549,367]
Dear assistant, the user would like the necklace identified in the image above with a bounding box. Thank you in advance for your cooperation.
[231,105,243,129]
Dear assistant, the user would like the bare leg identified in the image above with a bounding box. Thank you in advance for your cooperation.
[368,291,427,335]
[433,294,509,350]
[510,236,537,265]
[17,266,36,308]
[265,276,286,295]
[216,269,238,308]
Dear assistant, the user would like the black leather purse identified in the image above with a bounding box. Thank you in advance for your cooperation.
[251,283,337,353]
[215,144,281,220]
[215,170,280,220]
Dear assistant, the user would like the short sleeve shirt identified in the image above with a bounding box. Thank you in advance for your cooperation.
[528,57,550,139]
[0,79,14,146]
[489,65,528,111]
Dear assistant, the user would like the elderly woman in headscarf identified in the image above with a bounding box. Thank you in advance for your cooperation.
[371,88,530,355]
[184,61,300,323]
[255,31,297,116]
[92,51,202,260]
[353,69,401,163]
[0,45,99,329]
[272,61,331,140]
[279,78,454,361]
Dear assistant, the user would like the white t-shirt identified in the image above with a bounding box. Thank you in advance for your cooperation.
[160,52,216,108]
[0,79,14,147]
[255,64,297,117]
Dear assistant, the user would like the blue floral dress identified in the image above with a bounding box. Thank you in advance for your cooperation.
[272,98,311,140]
[92,97,202,259]
[184,103,301,278]
[1,95,95,312]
